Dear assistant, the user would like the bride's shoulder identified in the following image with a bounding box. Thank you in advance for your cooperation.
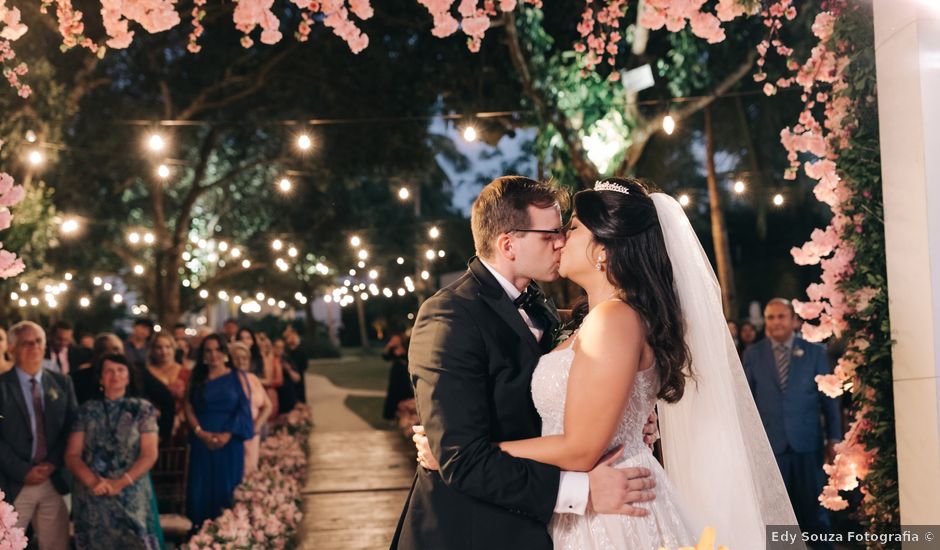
[580,299,643,337]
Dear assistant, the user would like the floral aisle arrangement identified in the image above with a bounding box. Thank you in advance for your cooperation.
[183,404,312,550]
[0,489,28,550]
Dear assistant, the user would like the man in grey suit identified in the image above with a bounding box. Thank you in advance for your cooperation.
[0,321,78,550]
[743,298,842,548]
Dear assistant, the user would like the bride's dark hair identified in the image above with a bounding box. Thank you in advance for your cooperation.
[571,177,691,403]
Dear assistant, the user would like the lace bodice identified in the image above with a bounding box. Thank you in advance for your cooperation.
[531,345,660,460]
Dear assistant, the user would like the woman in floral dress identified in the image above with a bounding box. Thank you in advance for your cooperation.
[65,354,161,549]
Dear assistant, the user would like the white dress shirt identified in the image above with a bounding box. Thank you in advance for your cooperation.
[479,259,589,515]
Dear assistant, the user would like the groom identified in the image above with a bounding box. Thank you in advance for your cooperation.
[391,176,656,550]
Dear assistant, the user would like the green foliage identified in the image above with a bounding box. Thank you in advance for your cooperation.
[829,1,898,539]
[656,30,714,98]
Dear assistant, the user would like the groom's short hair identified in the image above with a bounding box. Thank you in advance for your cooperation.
[471,176,566,259]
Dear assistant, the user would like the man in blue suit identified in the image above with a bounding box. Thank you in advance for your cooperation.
[743,298,842,547]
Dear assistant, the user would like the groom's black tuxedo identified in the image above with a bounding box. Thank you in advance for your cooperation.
[391,257,563,550]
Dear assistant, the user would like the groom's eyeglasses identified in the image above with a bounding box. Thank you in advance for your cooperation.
[510,226,569,242]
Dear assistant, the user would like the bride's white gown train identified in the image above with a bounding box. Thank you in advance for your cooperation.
[532,344,699,550]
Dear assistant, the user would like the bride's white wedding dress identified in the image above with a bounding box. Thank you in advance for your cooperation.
[531,335,699,550]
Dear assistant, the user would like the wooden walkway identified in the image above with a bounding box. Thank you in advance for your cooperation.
[298,373,415,549]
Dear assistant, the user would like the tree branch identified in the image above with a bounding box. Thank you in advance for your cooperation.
[615,48,758,174]
[503,12,599,187]
[172,127,220,248]
[176,44,297,120]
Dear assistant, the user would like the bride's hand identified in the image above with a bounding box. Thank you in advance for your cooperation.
[413,425,440,471]
[642,411,659,448]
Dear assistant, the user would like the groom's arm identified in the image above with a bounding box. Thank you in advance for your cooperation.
[410,293,561,524]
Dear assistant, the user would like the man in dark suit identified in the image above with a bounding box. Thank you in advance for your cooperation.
[743,298,843,548]
[391,177,655,550]
[42,320,91,376]
[1,321,78,550]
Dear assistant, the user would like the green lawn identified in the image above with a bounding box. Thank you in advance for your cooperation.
[308,349,389,392]
[344,395,395,430]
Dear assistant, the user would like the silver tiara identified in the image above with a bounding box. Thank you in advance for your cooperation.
[593,181,631,195]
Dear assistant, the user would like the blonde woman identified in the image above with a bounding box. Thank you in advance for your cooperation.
[228,342,272,472]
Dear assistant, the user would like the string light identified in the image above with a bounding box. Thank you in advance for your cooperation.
[277,178,292,193]
[157,164,170,178]
[103,282,113,291]
[357,249,369,260]
[60,217,80,235]
[79,296,90,308]
[398,187,410,200]
[733,180,746,194]
[296,134,312,151]
[272,239,283,251]
[241,259,251,268]
[128,232,141,244]
[113,294,124,304]
[218,241,229,252]
[773,193,785,206]
[438,250,446,258]
[350,236,361,248]
[144,232,155,245]
[199,289,209,299]
[147,133,166,152]
[425,249,436,260]
[92,277,102,286]
[288,246,298,258]
[429,226,440,239]
[25,130,37,143]
[27,149,43,166]
[463,126,478,142]
[133,264,145,275]
[662,115,676,135]
[396,257,404,265]
[678,194,691,207]
[368,269,378,279]
[421,270,430,280]
[231,248,241,258]
[397,288,406,297]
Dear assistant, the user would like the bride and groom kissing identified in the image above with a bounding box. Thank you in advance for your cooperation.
[390,176,800,550]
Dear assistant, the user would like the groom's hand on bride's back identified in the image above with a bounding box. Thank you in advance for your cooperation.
[588,446,655,516]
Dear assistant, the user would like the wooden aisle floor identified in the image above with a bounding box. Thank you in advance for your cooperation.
[298,423,415,549]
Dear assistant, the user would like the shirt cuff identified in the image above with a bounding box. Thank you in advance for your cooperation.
[554,471,589,515]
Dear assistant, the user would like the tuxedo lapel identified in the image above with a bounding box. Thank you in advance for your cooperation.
[469,258,541,357]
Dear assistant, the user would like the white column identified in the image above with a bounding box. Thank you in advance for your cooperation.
[873,0,940,525]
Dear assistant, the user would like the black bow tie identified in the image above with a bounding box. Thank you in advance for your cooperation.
[513,286,545,311]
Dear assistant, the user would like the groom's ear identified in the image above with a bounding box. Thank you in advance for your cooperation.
[496,233,515,261]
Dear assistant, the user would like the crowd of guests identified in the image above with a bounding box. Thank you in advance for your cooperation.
[0,318,310,549]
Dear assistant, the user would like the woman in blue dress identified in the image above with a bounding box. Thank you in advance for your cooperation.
[65,354,161,549]
[183,334,254,527]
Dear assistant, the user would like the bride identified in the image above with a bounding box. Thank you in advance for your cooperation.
[422,177,799,549]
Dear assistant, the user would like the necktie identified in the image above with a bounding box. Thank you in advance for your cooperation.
[773,344,790,392]
[30,378,48,464]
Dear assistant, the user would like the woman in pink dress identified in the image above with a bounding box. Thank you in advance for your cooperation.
[228,342,272,472]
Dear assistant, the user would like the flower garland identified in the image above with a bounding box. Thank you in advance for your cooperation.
[0,163,26,279]
[183,404,313,550]
[0,489,28,550]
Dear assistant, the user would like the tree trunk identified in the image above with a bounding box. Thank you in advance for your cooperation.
[355,295,369,350]
[734,96,768,241]
[704,107,738,320]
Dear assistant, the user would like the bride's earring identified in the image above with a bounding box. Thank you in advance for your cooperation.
[595,257,603,271]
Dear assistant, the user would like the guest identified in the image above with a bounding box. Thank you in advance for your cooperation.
[125,319,154,370]
[176,336,194,370]
[78,333,95,353]
[743,298,842,549]
[228,342,272,472]
[739,321,759,355]
[222,319,239,345]
[256,332,282,417]
[73,333,125,405]
[145,334,190,444]
[44,320,91,376]
[172,323,188,364]
[236,328,265,378]
[284,327,308,403]
[65,355,160,549]
[0,327,13,374]
[382,332,413,420]
[184,335,253,527]
[273,338,299,414]
[0,321,77,550]
[727,319,740,349]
